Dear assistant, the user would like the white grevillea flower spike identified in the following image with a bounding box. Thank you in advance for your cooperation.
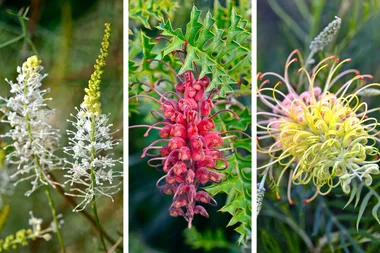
[64,23,122,212]
[0,56,62,196]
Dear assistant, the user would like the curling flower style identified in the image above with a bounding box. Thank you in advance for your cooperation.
[257,50,380,204]
[131,63,245,228]
[0,56,61,196]
[64,23,122,211]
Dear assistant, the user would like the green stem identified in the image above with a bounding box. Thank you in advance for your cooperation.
[44,185,66,253]
[90,116,107,251]
[18,13,39,56]
[0,34,24,49]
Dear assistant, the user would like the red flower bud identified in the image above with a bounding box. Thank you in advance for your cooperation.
[187,122,198,137]
[182,70,194,83]
[170,124,186,138]
[185,86,197,98]
[170,207,185,217]
[160,145,170,156]
[191,149,205,161]
[209,171,223,183]
[204,132,223,147]
[190,135,203,149]
[195,167,210,184]
[197,155,216,168]
[173,161,187,175]
[161,102,176,118]
[201,99,213,116]
[175,82,186,93]
[199,76,210,88]
[168,137,186,150]
[159,125,172,138]
[194,205,209,218]
[194,88,205,102]
[186,169,195,183]
[195,191,211,203]
[178,146,191,160]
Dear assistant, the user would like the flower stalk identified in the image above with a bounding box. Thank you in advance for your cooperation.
[63,23,122,251]
[0,55,66,252]
[90,115,106,251]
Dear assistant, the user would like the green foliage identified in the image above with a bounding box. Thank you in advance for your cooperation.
[129,30,178,85]
[184,227,239,252]
[259,229,282,253]
[0,7,37,54]
[158,6,251,97]
[206,107,251,245]
[129,0,179,29]
[344,180,380,230]
[267,0,380,55]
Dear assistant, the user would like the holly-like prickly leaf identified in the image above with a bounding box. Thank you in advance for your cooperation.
[158,6,251,97]
[205,107,252,245]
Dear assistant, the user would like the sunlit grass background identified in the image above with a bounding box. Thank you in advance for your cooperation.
[0,0,123,252]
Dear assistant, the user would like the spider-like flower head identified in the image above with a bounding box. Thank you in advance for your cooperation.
[0,56,61,196]
[131,57,246,227]
[64,23,122,211]
[258,50,380,204]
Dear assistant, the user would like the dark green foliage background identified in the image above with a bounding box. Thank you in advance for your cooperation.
[0,0,123,252]
[258,0,380,252]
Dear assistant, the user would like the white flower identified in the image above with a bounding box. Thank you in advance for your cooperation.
[0,56,62,196]
[64,109,122,211]
[28,211,62,240]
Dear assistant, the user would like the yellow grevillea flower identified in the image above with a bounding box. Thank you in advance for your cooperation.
[82,23,111,116]
[257,50,380,204]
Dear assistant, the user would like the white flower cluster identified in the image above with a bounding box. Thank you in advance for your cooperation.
[64,108,122,211]
[0,56,62,196]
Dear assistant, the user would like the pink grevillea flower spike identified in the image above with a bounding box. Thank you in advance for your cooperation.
[130,56,247,228]
[257,49,380,206]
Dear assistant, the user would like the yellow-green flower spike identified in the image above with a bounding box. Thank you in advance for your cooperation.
[82,23,111,117]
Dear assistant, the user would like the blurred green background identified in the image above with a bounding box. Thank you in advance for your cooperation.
[129,0,250,252]
[0,0,123,252]
[258,0,380,252]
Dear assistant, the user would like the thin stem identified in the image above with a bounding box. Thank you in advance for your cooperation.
[17,11,39,56]
[91,116,107,252]
[0,34,24,49]
[44,185,66,253]
[49,173,122,251]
